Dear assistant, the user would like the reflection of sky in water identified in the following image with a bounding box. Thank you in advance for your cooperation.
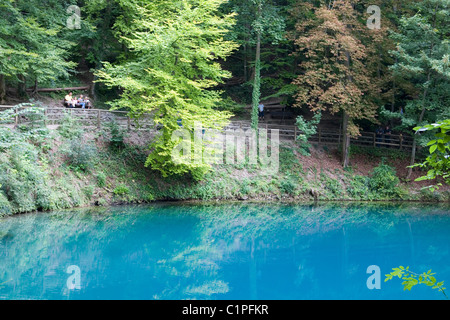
[0,202,449,300]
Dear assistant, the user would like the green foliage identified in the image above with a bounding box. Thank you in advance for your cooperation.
[0,190,12,216]
[279,174,298,195]
[63,139,98,172]
[385,266,448,299]
[295,113,321,156]
[113,184,130,196]
[412,119,450,190]
[346,175,370,200]
[58,113,84,139]
[368,161,401,199]
[0,0,78,100]
[96,172,107,188]
[102,119,126,150]
[96,0,238,179]
[389,0,450,177]
[319,172,344,199]
[0,141,52,213]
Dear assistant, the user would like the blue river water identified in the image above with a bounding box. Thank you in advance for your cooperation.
[0,202,449,300]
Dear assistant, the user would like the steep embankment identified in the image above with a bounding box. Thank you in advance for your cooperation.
[0,116,449,216]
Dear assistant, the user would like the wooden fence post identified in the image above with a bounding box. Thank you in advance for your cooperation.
[372,132,376,147]
[97,110,101,129]
[399,134,403,150]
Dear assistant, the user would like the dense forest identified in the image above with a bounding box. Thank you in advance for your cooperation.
[0,0,449,213]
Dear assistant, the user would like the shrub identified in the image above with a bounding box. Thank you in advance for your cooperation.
[0,190,12,216]
[346,175,370,200]
[103,120,126,150]
[58,113,83,139]
[82,185,95,200]
[63,139,98,172]
[280,175,298,195]
[113,184,130,196]
[295,113,321,156]
[96,172,107,188]
[0,143,54,213]
[368,161,401,198]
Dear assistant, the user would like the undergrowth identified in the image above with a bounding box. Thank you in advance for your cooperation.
[0,115,448,216]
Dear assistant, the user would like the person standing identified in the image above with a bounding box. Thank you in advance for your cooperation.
[384,125,392,148]
[258,103,265,121]
[375,126,384,147]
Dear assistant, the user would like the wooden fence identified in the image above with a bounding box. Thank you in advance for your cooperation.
[225,120,414,150]
[0,105,414,150]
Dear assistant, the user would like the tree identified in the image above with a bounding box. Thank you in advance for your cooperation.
[221,0,286,130]
[388,0,450,179]
[291,0,379,167]
[0,0,78,102]
[95,0,238,179]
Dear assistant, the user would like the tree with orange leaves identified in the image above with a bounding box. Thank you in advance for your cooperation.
[290,0,381,167]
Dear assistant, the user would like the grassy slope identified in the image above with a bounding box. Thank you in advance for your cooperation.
[2,108,450,218]
[1,119,449,217]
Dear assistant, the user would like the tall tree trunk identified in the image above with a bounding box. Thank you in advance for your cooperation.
[251,5,262,131]
[341,50,353,168]
[0,74,5,104]
[32,79,38,95]
[17,74,27,98]
[341,111,350,168]
[406,72,431,180]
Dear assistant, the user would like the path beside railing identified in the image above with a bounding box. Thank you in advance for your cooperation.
[0,105,414,150]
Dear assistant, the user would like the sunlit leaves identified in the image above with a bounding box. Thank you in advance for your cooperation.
[385,266,448,298]
[96,0,238,178]
[412,119,450,189]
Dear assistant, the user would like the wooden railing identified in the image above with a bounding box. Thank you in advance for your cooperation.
[0,105,414,150]
[0,106,154,131]
[223,121,414,150]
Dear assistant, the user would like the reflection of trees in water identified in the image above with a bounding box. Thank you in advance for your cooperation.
[0,206,140,299]
[156,202,450,299]
[0,202,449,299]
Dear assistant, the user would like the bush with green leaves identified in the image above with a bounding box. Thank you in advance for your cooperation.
[96,172,107,188]
[280,174,298,196]
[295,113,321,156]
[103,120,126,150]
[0,190,12,216]
[57,113,84,139]
[63,139,98,172]
[0,142,53,213]
[412,119,450,191]
[346,175,370,200]
[113,184,130,196]
[368,161,401,199]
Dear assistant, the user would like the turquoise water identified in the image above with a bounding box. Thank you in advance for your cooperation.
[0,202,449,300]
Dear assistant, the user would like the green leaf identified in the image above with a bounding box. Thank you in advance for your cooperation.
[430,144,438,153]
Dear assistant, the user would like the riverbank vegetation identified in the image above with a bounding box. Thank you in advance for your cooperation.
[1,0,449,215]
[0,113,448,216]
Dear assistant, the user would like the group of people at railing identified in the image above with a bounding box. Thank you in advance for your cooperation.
[64,92,91,109]
[375,125,393,147]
